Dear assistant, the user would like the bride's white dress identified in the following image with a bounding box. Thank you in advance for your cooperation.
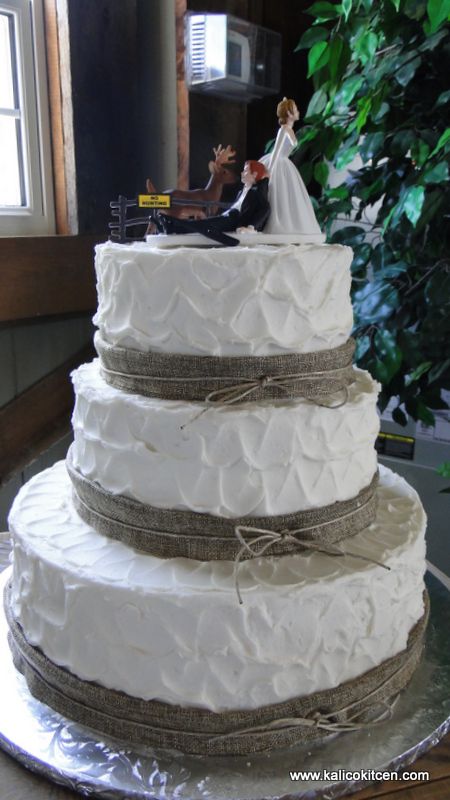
[260,127,322,236]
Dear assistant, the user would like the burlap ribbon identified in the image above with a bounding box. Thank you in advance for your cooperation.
[67,448,379,561]
[5,584,429,756]
[95,332,356,404]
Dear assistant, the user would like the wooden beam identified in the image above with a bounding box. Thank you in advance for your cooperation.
[0,235,99,322]
[175,0,189,189]
[0,344,95,484]
[43,0,70,234]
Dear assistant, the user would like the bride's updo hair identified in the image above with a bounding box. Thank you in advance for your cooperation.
[277,97,297,125]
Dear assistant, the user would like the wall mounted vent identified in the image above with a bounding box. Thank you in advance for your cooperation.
[185,14,281,102]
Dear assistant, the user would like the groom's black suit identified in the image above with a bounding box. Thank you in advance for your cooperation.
[154,178,270,245]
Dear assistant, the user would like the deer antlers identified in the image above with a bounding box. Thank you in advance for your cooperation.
[209,144,236,175]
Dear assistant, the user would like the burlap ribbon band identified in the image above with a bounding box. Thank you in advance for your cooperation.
[5,584,429,756]
[95,333,356,404]
[67,447,379,561]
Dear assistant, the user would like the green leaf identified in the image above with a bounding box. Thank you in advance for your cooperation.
[399,330,424,365]
[396,56,421,86]
[360,132,385,162]
[305,89,328,119]
[356,96,372,132]
[360,177,385,201]
[308,41,330,77]
[353,282,399,325]
[426,0,450,33]
[437,462,450,479]
[297,127,319,146]
[331,225,366,246]
[373,329,403,383]
[403,186,425,226]
[392,406,408,426]
[354,31,378,64]
[295,26,329,51]
[405,0,428,21]
[411,139,430,166]
[314,161,329,187]
[408,361,433,382]
[335,76,364,106]
[329,36,344,81]
[342,0,352,20]
[390,0,401,9]
[428,359,450,383]
[299,162,313,185]
[373,102,390,122]
[425,268,450,306]
[430,128,450,157]
[418,28,448,50]
[379,262,410,278]
[435,90,450,108]
[423,162,449,184]
[416,400,435,427]
[352,243,372,272]
[327,185,349,199]
[355,334,371,360]
[306,1,343,20]
[391,129,416,157]
[335,145,359,169]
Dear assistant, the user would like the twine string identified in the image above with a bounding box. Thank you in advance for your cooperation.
[101,364,351,407]
[210,694,400,743]
[212,654,417,743]
[179,375,350,431]
[203,372,351,408]
[233,496,389,604]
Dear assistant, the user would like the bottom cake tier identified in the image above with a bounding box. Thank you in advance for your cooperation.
[6,461,427,754]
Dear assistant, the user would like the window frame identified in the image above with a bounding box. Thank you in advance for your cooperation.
[0,0,55,235]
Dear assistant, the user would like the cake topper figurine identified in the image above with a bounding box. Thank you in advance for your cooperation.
[153,160,270,247]
[259,97,322,236]
[146,144,237,230]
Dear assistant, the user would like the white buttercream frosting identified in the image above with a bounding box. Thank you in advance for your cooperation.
[9,462,426,712]
[70,360,380,517]
[93,241,354,356]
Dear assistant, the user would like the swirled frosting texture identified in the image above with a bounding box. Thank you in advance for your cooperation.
[70,360,380,517]
[93,241,353,356]
[9,462,426,712]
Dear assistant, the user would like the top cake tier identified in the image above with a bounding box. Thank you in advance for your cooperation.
[94,241,353,357]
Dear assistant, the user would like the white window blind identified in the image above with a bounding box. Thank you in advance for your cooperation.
[0,0,54,235]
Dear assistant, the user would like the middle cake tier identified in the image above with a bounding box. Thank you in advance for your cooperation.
[71,360,379,517]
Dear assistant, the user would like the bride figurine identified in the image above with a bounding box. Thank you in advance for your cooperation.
[259,97,323,236]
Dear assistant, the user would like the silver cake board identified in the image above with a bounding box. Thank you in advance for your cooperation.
[0,566,449,800]
[145,232,326,247]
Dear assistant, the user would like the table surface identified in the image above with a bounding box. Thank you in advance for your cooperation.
[1,537,449,800]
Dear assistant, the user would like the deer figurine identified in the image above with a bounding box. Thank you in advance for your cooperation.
[146,145,237,231]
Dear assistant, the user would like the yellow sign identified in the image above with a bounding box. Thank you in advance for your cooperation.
[138,194,171,209]
[378,432,414,444]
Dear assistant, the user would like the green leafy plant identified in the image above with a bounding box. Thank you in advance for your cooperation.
[437,461,450,493]
[295,0,450,425]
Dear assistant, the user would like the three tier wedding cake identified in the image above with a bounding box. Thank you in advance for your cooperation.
[5,234,428,755]
[5,105,428,754]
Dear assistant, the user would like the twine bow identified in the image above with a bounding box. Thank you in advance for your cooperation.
[210,691,400,743]
[233,517,389,605]
[203,371,350,408]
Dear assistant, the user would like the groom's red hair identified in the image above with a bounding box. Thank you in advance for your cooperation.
[245,160,268,181]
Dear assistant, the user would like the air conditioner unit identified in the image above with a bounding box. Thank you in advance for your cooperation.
[185,13,281,102]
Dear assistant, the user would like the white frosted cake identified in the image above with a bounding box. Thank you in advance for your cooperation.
[6,238,428,755]
[9,461,425,712]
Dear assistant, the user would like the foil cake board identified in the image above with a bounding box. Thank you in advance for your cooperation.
[0,568,449,800]
[146,232,326,247]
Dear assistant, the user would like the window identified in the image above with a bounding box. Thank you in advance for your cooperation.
[0,0,54,235]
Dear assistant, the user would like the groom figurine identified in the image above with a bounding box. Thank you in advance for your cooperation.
[153,160,270,246]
